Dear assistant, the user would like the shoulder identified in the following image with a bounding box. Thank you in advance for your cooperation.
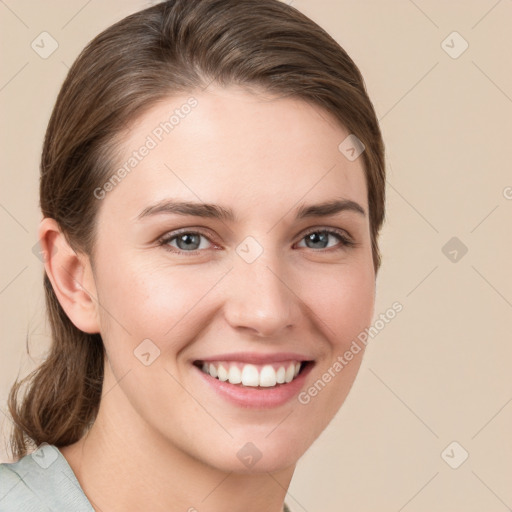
[0,443,94,512]
[0,448,49,512]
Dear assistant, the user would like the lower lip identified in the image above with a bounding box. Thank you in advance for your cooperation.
[193,362,315,409]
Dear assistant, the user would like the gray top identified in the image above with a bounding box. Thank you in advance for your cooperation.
[0,443,94,511]
[0,443,293,511]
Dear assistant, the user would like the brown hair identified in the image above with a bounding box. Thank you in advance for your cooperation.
[6,0,386,460]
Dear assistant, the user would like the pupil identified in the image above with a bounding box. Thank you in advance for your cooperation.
[178,233,200,250]
[307,232,327,249]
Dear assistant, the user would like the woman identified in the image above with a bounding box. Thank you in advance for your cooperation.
[0,0,386,510]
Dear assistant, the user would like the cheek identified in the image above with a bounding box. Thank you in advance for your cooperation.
[294,260,374,421]
[95,251,229,347]
[303,260,376,347]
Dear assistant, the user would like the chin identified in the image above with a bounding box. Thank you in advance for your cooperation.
[199,434,309,475]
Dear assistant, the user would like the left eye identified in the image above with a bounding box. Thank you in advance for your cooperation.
[296,229,352,250]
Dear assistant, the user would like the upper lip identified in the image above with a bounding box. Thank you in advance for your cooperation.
[193,352,314,365]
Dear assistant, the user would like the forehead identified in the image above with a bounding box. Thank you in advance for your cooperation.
[105,85,368,220]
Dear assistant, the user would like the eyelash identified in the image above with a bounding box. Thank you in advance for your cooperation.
[157,227,356,256]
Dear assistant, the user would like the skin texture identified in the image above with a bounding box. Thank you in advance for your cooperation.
[41,85,376,512]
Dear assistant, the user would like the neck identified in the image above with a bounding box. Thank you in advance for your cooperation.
[60,365,295,512]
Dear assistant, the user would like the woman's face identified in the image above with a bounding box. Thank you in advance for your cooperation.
[88,85,375,473]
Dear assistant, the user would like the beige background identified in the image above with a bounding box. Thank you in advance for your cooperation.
[1,1,511,511]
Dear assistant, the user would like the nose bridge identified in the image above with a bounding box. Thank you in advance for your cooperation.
[223,237,299,336]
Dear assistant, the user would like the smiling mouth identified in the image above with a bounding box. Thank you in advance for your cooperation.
[193,360,314,388]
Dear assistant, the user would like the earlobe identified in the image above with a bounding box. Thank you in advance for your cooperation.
[38,217,100,334]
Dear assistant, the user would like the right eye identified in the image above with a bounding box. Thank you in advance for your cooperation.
[158,229,217,255]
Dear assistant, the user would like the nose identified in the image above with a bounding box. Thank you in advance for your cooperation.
[222,248,302,338]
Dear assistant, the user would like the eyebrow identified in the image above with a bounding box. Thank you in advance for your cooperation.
[136,198,366,222]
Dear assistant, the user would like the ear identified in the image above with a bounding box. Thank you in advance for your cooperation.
[38,217,100,334]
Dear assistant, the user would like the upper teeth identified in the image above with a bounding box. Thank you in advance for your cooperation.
[199,361,302,387]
